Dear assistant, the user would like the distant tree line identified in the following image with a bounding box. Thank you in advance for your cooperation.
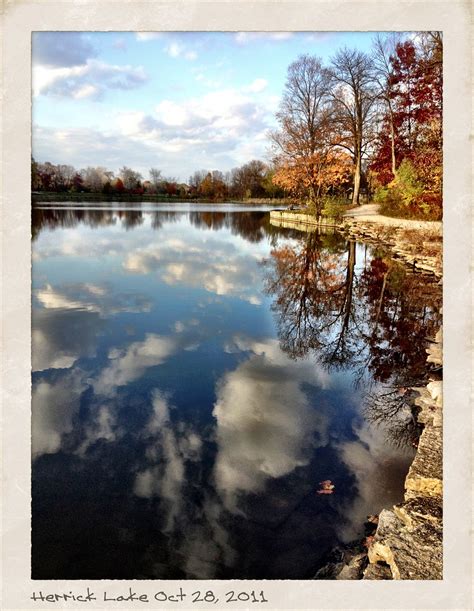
[31,159,287,201]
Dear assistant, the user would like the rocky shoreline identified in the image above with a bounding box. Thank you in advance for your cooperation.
[314,331,443,581]
[269,210,442,278]
[268,209,443,580]
[363,328,443,580]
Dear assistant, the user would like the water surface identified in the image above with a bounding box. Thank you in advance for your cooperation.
[31,205,441,579]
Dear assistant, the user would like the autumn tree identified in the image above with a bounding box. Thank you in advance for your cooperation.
[369,34,442,219]
[272,149,353,203]
[189,170,208,194]
[119,166,142,192]
[329,48,378,206]
[197,171,228,200]
[270,55,335,218]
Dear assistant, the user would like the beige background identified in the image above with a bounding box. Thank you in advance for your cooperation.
[1,1,472,609]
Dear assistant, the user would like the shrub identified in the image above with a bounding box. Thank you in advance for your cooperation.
[322,197,348,221]
[374,159,441,220]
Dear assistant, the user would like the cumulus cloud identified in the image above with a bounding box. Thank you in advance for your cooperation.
[212,338,330,512]
[33,72,275,178]
[32,32,97,67]
[114,86,272,155]
[33,59,148,99]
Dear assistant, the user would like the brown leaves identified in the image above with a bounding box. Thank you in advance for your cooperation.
[272,151,352,199]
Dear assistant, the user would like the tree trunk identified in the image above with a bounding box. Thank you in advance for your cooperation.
[388,102,397,179]
[352,153,361,206]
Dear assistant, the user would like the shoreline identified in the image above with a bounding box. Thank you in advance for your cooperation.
[31,192,291,206]
[363,328,443,580]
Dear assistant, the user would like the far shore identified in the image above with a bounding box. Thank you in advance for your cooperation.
[31,191,294,206]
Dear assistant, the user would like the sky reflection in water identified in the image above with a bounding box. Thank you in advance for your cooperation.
[31,206,441,579]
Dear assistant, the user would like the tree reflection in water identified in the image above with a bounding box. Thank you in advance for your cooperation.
[264,229,442,447]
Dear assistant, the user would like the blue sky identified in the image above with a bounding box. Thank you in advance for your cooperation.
[33,31,383,182]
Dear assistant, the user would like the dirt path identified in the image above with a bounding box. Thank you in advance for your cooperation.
[343,203,442,232]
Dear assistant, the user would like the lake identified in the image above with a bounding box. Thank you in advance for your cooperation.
[31,204,441,579]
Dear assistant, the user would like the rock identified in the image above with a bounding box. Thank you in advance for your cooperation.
[413,387,442,427]
[393,496,442,529]
[405,425,442,498]
[335,553,367,580]
[363,562,392,580]
[367,508,442,579]
[427,380,442,407]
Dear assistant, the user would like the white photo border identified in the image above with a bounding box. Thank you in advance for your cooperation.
[2,1,472,609]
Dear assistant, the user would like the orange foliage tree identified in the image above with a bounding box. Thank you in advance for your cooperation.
[272,149,353,205]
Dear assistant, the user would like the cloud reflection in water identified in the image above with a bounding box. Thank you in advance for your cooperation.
[213,338,330,513]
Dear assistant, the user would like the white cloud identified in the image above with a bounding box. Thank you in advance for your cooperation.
[136,32,162,42]
[73,84,99,99]
[76,403,118,457]
[244,78,268,93]
[154,100,190,127]
[166,42,183,58]
[33,59,148,99]
[33,77,277,179]
[235,32,293,45]
[164,42,198,61]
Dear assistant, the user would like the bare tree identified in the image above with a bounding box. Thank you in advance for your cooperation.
[270,54,333,216]
[81,166,109,192]
[372,33,401,179]
[149,168,162,190]
[119,166,142,191]
[329,48,377,205]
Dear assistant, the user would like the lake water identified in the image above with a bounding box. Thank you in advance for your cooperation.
[31,204,441,579]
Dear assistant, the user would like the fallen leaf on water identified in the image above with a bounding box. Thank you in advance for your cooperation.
[316,479,335,494]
